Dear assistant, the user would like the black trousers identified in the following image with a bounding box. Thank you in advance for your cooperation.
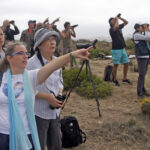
[137,58,149,94]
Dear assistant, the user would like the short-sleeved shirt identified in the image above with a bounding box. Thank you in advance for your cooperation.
[0,69,38,135]
[109,24,126,49]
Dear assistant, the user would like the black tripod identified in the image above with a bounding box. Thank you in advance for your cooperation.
[63,59,101,118]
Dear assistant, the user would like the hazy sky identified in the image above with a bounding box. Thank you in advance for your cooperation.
[0,0,150,41]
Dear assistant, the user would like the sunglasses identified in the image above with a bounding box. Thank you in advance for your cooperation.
[11,51,30,57]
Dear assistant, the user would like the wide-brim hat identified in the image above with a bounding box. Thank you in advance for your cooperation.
[33,28,60,50]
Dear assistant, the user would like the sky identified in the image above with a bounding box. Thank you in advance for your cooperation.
[0,0,150,41]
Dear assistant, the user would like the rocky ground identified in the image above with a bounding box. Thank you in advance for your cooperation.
[61,59,150,150]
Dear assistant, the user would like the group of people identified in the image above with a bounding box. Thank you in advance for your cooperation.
[1,18,77,66]
[108,14,150,98]
[0,24,91,150]
[0,14,150,150]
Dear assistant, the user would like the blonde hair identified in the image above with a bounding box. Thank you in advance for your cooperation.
[0,41,25,72]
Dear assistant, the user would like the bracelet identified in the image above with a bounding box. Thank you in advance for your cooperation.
[69,52,77,66]
[69,52,74,60]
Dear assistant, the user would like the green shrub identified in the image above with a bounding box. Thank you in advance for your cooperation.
[63,68,113,98]
[89,48,110,59]
[125,39,134,49]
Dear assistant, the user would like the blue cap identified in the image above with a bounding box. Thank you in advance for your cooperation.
[28,20,36,24]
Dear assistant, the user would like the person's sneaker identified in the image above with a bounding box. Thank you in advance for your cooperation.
[137,93,144,99]
[143,91,150,96]
[122,79,132,85]
[113,80,120,86]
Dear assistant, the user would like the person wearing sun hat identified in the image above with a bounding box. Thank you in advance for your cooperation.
[133,23,150,98]
[27,28,63,150]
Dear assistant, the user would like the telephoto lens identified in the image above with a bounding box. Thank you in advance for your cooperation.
[72,24,78,28]
[10,20,14,24]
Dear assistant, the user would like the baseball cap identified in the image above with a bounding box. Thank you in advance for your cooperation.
[28,20,36,24]
[134,23,141,30]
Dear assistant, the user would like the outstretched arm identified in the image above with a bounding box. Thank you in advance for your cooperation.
[119,16,128,26]
[113,17,119,31]
[37,46,92,84]
[51,17,60,26]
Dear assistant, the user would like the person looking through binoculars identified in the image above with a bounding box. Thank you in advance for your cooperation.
[2,19,20,42]
[133,23,150,98]
[61,22,77,68]
[109,14,132,86]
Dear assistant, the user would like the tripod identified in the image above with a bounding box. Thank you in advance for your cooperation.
[63,59,101,118]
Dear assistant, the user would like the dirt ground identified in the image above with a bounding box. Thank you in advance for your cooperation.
[61,59,150,150]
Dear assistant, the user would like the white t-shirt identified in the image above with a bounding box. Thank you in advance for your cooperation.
[0,69,38,135]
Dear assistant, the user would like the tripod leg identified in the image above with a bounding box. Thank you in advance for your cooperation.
[86,61,101,117]
[62,60,86,109]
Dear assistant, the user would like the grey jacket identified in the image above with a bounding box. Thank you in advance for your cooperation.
[20,29,35,52]
[133,32,150,57]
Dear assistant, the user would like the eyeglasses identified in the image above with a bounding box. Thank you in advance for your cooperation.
[46,37,57,42]
[11,51,30,57]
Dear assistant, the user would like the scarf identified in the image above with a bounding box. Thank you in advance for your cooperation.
[7,69,41,150]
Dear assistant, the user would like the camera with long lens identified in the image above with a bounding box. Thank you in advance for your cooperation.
[141,23,149,28]
[71,24,78,28]
[76,39,98,49]
[9,20,15,24]
[52,25,57,30]
[49,94,66,109]
[117,13,121,18]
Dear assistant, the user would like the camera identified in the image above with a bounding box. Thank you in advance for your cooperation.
[117,13,121,18]
[141,23,149,28]
[76,39,98,49]
[9,20,15,24]
[71,24,78,28]
[52,25,57,30]
[49,94,66,109]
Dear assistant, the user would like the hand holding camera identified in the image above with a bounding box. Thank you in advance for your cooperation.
[117,13,121,18]
[9,20,16,27]
[141,24,150,31]
[49,94,66,109]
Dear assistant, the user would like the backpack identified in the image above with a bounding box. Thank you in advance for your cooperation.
[60,116,86,148]
[103,65,113,81]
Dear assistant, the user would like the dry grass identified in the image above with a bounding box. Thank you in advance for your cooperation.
[61,59,150,150]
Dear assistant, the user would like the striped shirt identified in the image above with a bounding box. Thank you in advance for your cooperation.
[26,54,63,119]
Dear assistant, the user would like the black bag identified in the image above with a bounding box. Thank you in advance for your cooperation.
[103,65,113,81]
[60,116,86,148]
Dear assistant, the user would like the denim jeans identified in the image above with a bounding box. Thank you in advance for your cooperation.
[0,133,34,150]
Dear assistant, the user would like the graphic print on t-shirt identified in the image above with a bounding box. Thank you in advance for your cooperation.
[3,81,24,99]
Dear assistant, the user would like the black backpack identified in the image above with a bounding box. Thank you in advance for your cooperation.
[103,65,113,81]
[60,116,86,148]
